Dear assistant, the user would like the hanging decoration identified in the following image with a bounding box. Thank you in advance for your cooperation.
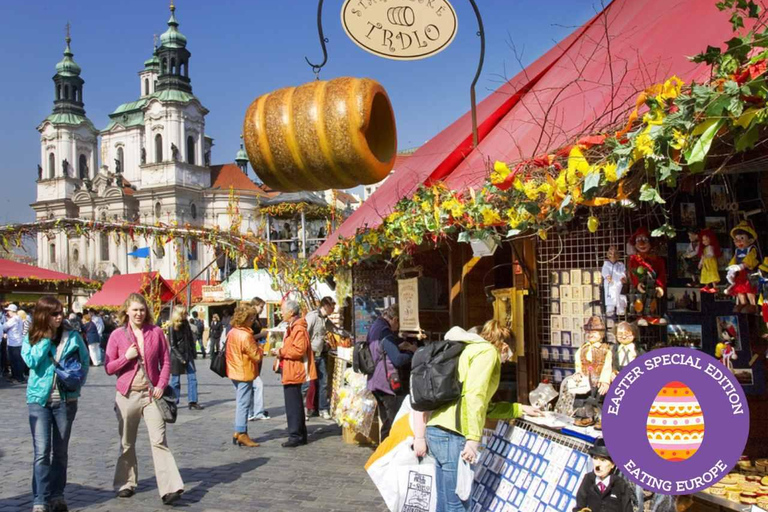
[259,202,343,220]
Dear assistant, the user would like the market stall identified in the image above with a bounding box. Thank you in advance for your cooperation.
[0,257,99,311]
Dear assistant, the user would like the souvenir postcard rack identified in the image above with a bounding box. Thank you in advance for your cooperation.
[472,419,593,512]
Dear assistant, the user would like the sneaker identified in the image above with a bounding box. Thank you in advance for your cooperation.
[49,497,68,512]
[32,506,49,512]
[319,410,332,420]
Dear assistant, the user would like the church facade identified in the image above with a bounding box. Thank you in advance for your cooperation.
[31,6,265,281]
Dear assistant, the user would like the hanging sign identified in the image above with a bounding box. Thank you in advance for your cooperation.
[201,285,226,303]
[341,0,458,61]
[397,277,421,331]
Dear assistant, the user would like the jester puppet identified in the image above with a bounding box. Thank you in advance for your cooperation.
[726,221,759,314]
[628,227,667,326]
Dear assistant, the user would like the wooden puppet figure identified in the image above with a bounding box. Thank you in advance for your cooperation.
[574,316,613,396]
[697,228,721,294]
[612,321,644,377]
[726,221,759,313]
[683,231,700,287]
[627,227,667,326]
[601,246,627,317]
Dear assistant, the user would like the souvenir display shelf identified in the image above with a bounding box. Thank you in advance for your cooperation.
[472,418,593,512]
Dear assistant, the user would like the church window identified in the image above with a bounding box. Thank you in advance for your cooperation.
[162,58,167,74]
[78,154,88,179]
[182,61,188,77]
[144,78,149,96]
[48,153,55,179]
[187,135,195,165]
[64,85,69,100]
[190,203,197,219]
[116,147,124,173]
[73,87,78,102]
[49,244,56,263]
[155,134,163,162]
[171,57,176,75]
[155,201,162,218]
[72,248,79,263]
[56,84,61,100]
[100,232,109,261]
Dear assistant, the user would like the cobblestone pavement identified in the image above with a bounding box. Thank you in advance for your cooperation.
[0,357,388,512]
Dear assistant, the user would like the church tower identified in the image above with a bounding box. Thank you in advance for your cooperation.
[32,26,98,272]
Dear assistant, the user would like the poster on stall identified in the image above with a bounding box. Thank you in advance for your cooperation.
[398,277,421,332]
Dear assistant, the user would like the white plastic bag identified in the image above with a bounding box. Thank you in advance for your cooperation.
[394,456,438,512]
[455,458,474,501]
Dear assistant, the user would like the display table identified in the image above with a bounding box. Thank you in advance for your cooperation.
[693,491,752,512]
[473,418,593,511]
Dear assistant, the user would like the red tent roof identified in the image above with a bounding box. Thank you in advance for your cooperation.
[315,0,747,256]
[0,258,94,284]
[86,272,174,308]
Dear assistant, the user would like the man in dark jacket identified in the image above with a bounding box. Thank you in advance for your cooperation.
[574,439,633,512]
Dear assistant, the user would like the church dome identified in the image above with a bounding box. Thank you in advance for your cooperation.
[56,38,81,77]
[160,6,187,49]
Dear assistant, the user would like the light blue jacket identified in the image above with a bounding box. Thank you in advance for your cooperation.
[22,330,90,406]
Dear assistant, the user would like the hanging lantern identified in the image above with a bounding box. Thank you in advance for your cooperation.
[243,77,397,192]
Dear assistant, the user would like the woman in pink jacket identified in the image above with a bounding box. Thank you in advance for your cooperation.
[105,293,184,506]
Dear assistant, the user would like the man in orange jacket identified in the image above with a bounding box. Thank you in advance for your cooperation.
[278,299,317,448]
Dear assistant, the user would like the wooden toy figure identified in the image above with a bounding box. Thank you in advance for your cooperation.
[683,231,700,287]
[726,221,759,313]
[573,438,633,512]
[758,257,768,324]
[601,246,627,317]
[612,321,644,377]
[715,339,737,372]
[574,316,613,396]
[627,227,667,326]
[697,228,721,294]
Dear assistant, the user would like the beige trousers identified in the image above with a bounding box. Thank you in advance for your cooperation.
[113,390,184,497]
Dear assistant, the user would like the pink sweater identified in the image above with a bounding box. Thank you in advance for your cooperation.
[105,324,171,396]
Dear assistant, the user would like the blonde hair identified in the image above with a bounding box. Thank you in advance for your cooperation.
[481,320,514,359]
[231,303,257,328]
[171,305,187,330]
[117,293,154,327]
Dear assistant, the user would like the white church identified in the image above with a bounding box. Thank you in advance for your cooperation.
[32,6,270,281]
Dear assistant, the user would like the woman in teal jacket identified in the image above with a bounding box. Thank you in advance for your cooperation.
[22,296,89,512]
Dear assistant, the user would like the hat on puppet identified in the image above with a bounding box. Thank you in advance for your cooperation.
[588,438,612,460]
[584,315,606,332]
[730,221,757,241]
[760,257,768,273]
[629,227,651,246]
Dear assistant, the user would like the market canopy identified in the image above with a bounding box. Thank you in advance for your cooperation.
[315,0,745,257]
[0,258,96,287]
[86,272,174,308]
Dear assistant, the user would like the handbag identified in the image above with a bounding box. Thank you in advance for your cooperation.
[137,349,177,424]
[210,350,227,378]
[51,353,86,393]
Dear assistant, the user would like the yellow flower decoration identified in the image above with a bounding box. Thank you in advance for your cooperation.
[567,147,591,178]
[442,198,464,218]
[670,129,688,150]
[420,200,431,212]
[555,170,568,192]
[491,161,512,185]
[602,162,618,182]
[657,75,684,103]
[481,208,502,226]
[642,109,665,126]
[634,132,655,158]
[523,180,540,200]
[513,178,524,192]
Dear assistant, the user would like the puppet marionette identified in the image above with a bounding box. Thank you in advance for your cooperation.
[612,321,644,377]
[574,316,613,396]
[627,227,667,326]
[698,228,721,294]
[726,221,759,313]
[683,231,700,287]
[758,257,768,323]
[715,338,737,373]
[602,246,627,317]
[573,438,633,512]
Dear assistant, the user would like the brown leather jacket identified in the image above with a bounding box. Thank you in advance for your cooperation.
[225,327,262,382]
[278,317,317,385]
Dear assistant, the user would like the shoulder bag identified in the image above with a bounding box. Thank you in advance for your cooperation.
[133,327,177,424]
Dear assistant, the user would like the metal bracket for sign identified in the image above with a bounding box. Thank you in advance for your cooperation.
[305,0,486,147]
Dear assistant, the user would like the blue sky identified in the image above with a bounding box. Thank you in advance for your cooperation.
[0,0,601,224]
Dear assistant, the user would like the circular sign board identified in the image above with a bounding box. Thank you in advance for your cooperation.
[341,0,458,61]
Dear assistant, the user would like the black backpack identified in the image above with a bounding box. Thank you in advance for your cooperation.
[409,340,466,411]
[353,338,378,375]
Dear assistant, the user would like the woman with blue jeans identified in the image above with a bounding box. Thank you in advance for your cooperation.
[225,303,262,447]
[22,296,89,512]
[412,321,541,511]
[169,306,203,410]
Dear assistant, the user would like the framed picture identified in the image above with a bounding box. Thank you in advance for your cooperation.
[561,301,571,316]
[560,271,571,285]
[667,324,703,348]
[551,300,561,315]
[570,269,582,286]
[582,285,593,301]
[716,315,742,351]
[562,317,571,331]
[551,271,560,285]
[551,331,561,346]
[572,286,582,301]
[733,368,753,386]
[572,316,585,331]
[705,216,728,234]
[582,272,592,285]
[680,202,697,227]
[551,286,560,300]
[561,331,572,347]
[668,287,701,312]
[561,347,572,363]
[541,346,550,361]
[676,243,696,280]
[572,331,582,347]
[593,270,602,285]
[551,316,562,331]
[710,184,728,210]
[561,286,572,300]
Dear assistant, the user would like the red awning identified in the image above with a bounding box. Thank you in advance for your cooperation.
[86,272,174,308]
[0,258,95,284]
[315,0,752,257]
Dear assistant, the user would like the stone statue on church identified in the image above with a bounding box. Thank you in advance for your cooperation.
[116,174,124,188]
[141,147,146,164]
[84,178,93,192]
[37,164,42,180]
[171,143,179,162]
[62,159,69,177]
[114,158,122,174]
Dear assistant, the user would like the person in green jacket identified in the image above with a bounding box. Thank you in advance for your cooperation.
[22,296,89,512]
[412,320,541,512]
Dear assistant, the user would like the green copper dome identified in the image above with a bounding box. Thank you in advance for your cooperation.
[160,6,187,49]
[55,37,81,77]
[236,146,248,163]
[144,51,160,69]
